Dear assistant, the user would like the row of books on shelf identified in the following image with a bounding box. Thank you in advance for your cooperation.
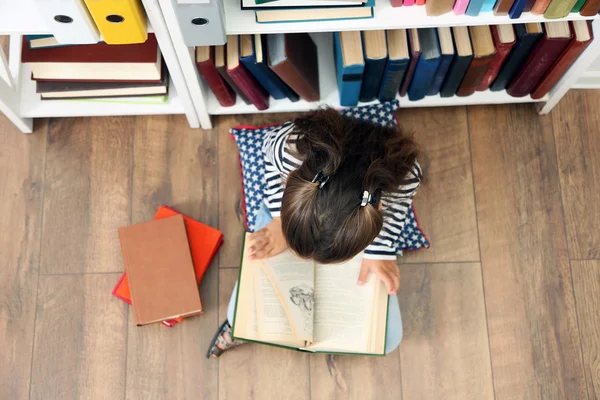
[243,0,600,24]
[196,21,592,110]
[20,34,169,103]
[30,0,147,45]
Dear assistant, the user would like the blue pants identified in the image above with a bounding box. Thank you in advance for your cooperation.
[227,201,403,354]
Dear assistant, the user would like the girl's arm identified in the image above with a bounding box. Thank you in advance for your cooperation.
[364,161,422,260]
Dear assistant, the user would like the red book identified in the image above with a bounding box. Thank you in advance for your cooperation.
[113,205,223,327]
[478,25,516,92]
[400,29,421,97]
[580,0,600,15]
[532,21,593,99]
[531,0,552,14]
[458,26,496,97]
[391,0,403,7]
[416,0,426,5]
[196,46,236,107]
[226,35,269,110]
[507,22,573,98]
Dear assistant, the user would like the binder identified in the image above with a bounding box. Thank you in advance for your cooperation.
[83,0,148,44]
[171,0,226,46]
[31,0,100,44]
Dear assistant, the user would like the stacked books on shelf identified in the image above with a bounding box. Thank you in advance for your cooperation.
[241,0,375,23]
[113,206,223,327]
[196,33,319,110]
[31,0,148,44]
[335,21,593,104]
[396,0,600,19]
[21,34,170,103]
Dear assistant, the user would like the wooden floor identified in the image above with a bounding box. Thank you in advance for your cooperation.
[1,92,599,400]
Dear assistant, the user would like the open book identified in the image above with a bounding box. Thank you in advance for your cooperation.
[232,233,389,355]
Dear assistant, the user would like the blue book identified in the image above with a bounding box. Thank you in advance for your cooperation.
[359,31,388,102]
[480,0,497,11]
[428,28,455,96]
[334,32,365,107]
[508,0,528,18]
[408,28,441,101]
[466,0,485,15]
[239,34,299,101]
[378,30,409,103]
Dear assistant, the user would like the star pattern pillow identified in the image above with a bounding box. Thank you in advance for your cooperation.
[230,101,430,253]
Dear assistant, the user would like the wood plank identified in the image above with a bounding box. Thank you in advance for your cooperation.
[398,262,493,400]
[218,267,310,400]
[0,117,46,400]
[30,274,128,400]
[40,117,134,274]
[469,104,586,399]
[571,260,600,399]
[552,90,600,259]
[398,106,479,263]
[125,115,218,400]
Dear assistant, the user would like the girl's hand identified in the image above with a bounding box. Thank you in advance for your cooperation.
[357,259,400,295]
[249,217,287,260]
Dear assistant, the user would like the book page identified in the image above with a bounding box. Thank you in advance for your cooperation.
[263,250,315,342]
[307,255,379,353]
[232,236,262,341]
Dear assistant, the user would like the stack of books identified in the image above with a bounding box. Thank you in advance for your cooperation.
[114,206,223,327]
[21,34,170,104]
[396,0,600,19]
[196,33,320,110]
[242,0,375,23]
[334,21,593,103]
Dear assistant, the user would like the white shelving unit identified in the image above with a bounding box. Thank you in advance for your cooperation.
[0,0,199,133]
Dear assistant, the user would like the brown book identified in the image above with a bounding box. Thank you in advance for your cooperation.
[494,0,517,14]
[458,26,496,97]
[21,34,162,82]
[119,215,203,326]
[268,33,320,102]
[426,0,456,16]
[580,0,600,15]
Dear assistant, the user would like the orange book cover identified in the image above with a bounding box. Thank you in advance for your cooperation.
[531,0,552,14]
[113,205,223,325]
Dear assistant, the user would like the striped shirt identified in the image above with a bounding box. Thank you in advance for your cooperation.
[263,122,421,260]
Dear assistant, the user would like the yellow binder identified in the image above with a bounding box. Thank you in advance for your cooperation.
[84,0,148,44]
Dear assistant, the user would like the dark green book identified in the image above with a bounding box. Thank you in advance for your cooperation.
[232,233,389,355]
[571,0,587,12]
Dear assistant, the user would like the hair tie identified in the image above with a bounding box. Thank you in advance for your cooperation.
[311,171,330,189]
[360,190,372,207]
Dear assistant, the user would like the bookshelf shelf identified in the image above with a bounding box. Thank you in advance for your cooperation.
[206,32,546,115]
[224,0,598,35]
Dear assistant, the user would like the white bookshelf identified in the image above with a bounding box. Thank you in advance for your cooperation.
[207,32,547,115]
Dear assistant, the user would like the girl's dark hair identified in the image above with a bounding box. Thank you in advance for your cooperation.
[280,107,419,264]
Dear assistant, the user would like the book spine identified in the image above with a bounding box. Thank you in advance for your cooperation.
[490,31,543,91]
[198,59,236,107]
[457,55,494,96]
[83,0,147,44]
[507,36,573,97]
[580,0,600,14]
[571,0,587,11]
[334,33,364,106]
[481,0,497,11]
[524,0,537,11]
[428,53,454,95]
[494,0,517,14]
[216,64,251,104]
[531,0,552,14]
[391,0,403,7]
[454,0,471,14]
[466,0,485,15]
[408,57,441,101]
[379,60,408,102]
[31,0,100,44]
[360,57,388,102]
[531,37,591,99]
[544,0,579,17]
[426,0,456,15]
[416,0,427,5]
[404,0,416,6]
[440,55,473,97]
[400,50,420,97]
[228,65,270,110]
[477,41,515,91]
[509,0,528,18]
[240,55,286,100]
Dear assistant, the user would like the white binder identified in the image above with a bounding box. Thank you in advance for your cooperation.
[32,0,101,44]
[172,0,226,46]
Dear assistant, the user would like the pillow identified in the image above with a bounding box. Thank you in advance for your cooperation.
[230,101,430,253]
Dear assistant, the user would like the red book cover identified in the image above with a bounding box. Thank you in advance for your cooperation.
[580,0,600,15]
[21,34,158,63]
[400,29,421,97]
[507,28,573,98]
[113,205,223,326]
[532,21,593,99]
[391,0,403,7]
[531,0,552,14]
[226,36,269,110]
[416,0,426,5]
[478,26,516,91]
[457,55,495,96]
[196,47,236,107]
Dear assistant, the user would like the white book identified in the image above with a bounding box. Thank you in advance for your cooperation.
[171,0,226,46]
[242,0,365,7]
[31,0,100,44]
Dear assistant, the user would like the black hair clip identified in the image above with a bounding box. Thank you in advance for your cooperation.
[312,171,330,189]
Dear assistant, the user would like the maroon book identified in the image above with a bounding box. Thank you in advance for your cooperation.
[531,21,593,99]
[507,24,573,98]
[400,29,421,97]
[458,26,496,97]
[226,36,269,111]
[478,26,516,92]
[524,0,537,11]
[580,0,600,15]
[196,46,235,107]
